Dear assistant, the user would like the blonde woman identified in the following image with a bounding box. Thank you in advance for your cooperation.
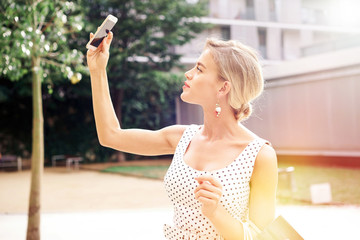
[87,31,277,240]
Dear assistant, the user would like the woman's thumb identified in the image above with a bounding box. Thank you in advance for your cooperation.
[106,31,113,44]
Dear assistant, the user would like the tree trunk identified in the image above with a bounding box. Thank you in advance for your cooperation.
[26,55,44,240]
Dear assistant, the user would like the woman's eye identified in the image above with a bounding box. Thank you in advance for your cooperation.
[196,66,202,72]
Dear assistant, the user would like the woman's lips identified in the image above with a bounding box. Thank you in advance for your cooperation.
[183,82,190,88]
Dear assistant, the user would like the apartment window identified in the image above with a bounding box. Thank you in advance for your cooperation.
[246,0,255,20]
[221,26,231,40]
[269,0,278,21]
[258,28,267,58]
[246,0,254,8]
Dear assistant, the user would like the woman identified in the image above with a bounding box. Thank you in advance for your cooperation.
[87,31,277,240]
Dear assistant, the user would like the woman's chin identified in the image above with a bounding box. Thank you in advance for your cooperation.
[180,94,197,105]
[180,92,187,102]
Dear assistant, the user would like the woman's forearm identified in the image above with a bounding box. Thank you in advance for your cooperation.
[207,205,245,240]
[90,69,121,144]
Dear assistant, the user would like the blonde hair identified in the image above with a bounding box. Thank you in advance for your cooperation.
[205,38,264,122]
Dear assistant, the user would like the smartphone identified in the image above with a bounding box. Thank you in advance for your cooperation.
[86,14,118,50]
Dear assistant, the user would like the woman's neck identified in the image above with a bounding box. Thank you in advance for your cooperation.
[200,104,240,141]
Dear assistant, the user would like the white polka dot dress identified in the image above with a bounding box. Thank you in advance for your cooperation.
[163,125,270,240]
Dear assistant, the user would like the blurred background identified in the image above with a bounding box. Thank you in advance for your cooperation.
[1,0,360,239]
[1,0,359,165]
[177,0,360,164]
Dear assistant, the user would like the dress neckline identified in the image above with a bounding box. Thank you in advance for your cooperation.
[181,125,259,173]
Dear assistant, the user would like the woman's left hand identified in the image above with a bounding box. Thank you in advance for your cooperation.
[194,175,223,218]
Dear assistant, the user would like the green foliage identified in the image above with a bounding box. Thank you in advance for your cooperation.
[122,71,183,129]
[0,80,32,156]
[0,0,88,160]
[0,0,87,83]
[86,0,209,129]
[0,0,209,161]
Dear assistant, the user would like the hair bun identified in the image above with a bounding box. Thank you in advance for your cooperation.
[235,103,252,121]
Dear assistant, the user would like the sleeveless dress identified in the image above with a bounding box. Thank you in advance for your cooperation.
[163,125,270,240]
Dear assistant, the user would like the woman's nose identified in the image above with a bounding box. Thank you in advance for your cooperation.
[185,70,192,80]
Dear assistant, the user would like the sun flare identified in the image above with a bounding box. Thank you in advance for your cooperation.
[327,0,360,26]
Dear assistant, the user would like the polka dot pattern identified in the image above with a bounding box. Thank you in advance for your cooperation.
[163,125,269,239]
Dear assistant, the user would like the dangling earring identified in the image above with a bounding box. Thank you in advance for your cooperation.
[215,102,221,117]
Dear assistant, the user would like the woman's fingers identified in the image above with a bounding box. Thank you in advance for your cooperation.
[86,30,112,71]
[194,176,223,218]
[195,188,221,201]
[94,31,113,53]
[87,33,95,55]
[196,196,217,206]
[103,31,113,51]
[194,175,223,203]
[194,181,222,197]
[196,175,222,188]
[195,175,222,189]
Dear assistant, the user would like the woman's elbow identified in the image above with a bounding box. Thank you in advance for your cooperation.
[98,135,111,147]
[97,130,116,148]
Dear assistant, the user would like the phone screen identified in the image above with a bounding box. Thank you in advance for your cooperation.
[89,20,116,48]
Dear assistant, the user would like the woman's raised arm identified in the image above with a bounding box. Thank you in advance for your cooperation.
[87,32,186,156]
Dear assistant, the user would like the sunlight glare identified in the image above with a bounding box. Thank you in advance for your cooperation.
[327,0,360,26]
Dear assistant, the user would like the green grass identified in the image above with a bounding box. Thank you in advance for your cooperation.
[278,163,360,206]
[102,165,170,179]
[102,164,360,206]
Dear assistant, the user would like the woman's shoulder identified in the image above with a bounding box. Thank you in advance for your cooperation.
[252,141,277,179]
[161,124,203,148]
[160,124,189,137]
[163,124,202,135]
[257,143,277,162]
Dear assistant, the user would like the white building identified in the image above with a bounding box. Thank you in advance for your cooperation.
[176,0,360,159]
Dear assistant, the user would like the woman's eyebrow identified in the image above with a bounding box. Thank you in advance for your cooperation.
[197,62,207,69]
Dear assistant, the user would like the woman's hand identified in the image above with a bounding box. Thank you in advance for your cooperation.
[87,31,113,73]
[194,175,223,218]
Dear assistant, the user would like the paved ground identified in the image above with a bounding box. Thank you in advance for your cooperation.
[0,166,171,213]
[1,167,360,240]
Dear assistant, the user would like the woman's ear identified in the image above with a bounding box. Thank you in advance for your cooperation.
[218,81,231,96]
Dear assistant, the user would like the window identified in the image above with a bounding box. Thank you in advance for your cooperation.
[221,26,231,40]
[246,0,255,20]
[258,28,267,58]
[269,0,278,21]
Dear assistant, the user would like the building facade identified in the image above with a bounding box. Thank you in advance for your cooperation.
[176,0,360,157]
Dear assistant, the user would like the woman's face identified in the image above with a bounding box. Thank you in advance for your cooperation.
[181,49,221,107]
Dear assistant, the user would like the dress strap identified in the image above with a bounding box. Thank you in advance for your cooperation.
[242,138,273,178]
[253,138,272,152]
[177,125,200,152]
[171,124,201,165]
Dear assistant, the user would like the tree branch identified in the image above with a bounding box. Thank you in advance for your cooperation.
[45,51,60,58]
[41,16,56,33]
[40,58,65,68]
